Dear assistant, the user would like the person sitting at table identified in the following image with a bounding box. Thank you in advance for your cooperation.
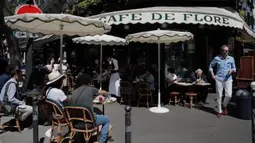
[190,69,209,105]
[45,71,70,106]
[0,69,33,121]
[139,69,155,91]
[163,68,181,105]
[70,73,111,143]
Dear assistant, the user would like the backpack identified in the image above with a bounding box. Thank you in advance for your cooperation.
[2,82,18,115]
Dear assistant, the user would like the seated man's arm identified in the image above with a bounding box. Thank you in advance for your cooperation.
[202,75,208,83]
[92,87,108,96]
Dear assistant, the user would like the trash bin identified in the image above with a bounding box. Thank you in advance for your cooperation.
[235,89,252,120]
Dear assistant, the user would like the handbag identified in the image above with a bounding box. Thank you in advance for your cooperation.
[2,82,17,116]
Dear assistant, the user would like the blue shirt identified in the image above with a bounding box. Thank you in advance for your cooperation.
[209,55,236,81]
[0,74,10,92]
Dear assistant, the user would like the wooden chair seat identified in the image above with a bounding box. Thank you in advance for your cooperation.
[185,92,197,109]
[185,92,197,96]
[169,92,180,95]
[169,92,180,106]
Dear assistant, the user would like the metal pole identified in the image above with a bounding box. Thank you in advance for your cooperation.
[157,42,161,108]
[102,104,105,115]
[100,44,103,90]
[250,82,255,143]
[59,34,63,74]
[125,106,131,143]
[32,96,38,143]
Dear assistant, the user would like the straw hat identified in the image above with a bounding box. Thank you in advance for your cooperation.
[46,71,64,85]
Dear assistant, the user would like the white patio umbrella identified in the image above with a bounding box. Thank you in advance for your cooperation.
[4,13,111,73]
[72,34,127,89]
[126,29,194,113]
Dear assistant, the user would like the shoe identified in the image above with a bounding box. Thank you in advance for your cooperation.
[223,109,228,115]
[204,101,209,105]
[217,113,222,118]
[43,121,51,126]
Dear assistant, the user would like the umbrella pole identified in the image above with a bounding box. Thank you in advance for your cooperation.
[59,34,63,74]
[100,44,103,90]
[149,42,169,113]
[157,42,161,108]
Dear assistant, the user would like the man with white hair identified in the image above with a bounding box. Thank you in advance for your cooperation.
[190,69,208,105]
[209,45,236,118]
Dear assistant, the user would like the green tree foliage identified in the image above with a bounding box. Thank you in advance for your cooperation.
[72,0,128,16]
[0,0,21,67]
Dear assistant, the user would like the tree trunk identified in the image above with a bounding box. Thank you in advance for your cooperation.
[0,0,5,55]
[0,0,21,68]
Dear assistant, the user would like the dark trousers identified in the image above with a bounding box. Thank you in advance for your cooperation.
[194,86,208,103]
[163,84,179,105]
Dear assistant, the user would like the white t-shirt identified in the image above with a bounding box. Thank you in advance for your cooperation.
[46,88,67,105]
[166,73,177,85]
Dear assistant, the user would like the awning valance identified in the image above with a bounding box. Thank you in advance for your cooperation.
[89,7,255,39]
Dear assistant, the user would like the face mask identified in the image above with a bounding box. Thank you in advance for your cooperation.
[63,60,67,63]
[51,60,55,64]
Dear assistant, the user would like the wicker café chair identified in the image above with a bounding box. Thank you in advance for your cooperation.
[0,105,23,133]
[45,99,69,143]
[63,105,99,143]
[137,82,153,108]
[119,81,133,104]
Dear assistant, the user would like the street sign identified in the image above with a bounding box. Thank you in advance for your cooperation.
[13,31,40,38]
[15,4,42,15]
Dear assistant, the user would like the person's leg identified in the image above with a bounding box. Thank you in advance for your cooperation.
[163,86,171,105]
[222,80,233,115]
[215,80,223,115]
[109,74,115,96]
[95,115,110,143]
[194,86,202,103]
[17,105,33,121]
[201,87,209,104]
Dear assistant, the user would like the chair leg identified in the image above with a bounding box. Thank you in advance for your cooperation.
[168,94,171,105]
[146,96,149,108]
[150,95,153,106]
[50,121,55,143]
[57,124,62,143]
[137,97,141,107]
[174,96,178,106]
[68,132,75,143]
[15,119,21,133]
[189,96,193,109]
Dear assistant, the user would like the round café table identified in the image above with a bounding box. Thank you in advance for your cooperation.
[175,82,194,106]
[93,95,117,115]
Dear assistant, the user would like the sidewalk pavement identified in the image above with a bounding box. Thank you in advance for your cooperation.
[0,93,252,143]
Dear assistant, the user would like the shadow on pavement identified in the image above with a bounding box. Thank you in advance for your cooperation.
[0,115,33,134]
[196,102,236,118]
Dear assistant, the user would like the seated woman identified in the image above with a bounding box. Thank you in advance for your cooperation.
[139,69,155,91]
[45,71,69,106]
[164,68,181,104]
[190,69,209,105]
[70,74,111,143]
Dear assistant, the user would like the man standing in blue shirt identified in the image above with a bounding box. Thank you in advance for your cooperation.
[209,45,236,118]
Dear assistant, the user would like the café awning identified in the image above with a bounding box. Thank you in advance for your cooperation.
[89,6,255,39]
